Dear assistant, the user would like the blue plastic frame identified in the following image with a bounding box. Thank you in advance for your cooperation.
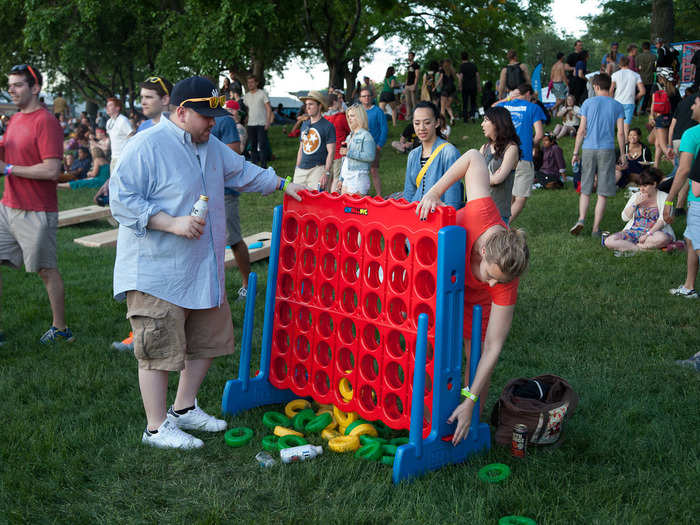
[221,205,490,482]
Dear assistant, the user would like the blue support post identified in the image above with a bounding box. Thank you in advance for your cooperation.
[222,205,295,416]
[469,305,482,437]
[237,272,257,391]
[393,227,490,484]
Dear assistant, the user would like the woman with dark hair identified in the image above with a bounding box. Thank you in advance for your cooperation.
[402,101,463,209]
[649,68,681,168]
[437,59,458,125]
[221,77,232,99]
[479,106,521,223]
[615,127,652,187]
[481,80,497,111]
[604,167,674,255]
[534,133,566,189]
[379,66,400,126]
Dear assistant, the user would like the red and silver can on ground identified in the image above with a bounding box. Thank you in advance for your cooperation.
[511,424,528,459]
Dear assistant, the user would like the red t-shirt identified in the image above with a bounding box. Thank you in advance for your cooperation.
[457,197,519,341]
[324,112,351,160]
[0,108,63,212]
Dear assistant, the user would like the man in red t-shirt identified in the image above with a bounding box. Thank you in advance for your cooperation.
[416,149,529,444]
[324,93,350,191]
[0,64,73,345]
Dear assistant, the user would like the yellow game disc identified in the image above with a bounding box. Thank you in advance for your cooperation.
[285,399,311,419]
[321,428,341,441]
[348,423,378,438]
[333,406,359,427]
[273,425,304,437]
[328,435,360,453]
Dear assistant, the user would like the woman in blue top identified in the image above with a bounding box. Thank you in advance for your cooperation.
[402,101,463,209]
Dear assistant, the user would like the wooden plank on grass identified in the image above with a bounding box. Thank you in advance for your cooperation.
[58,205,111,227]
[225,231,272,268]
[73,229,118,248]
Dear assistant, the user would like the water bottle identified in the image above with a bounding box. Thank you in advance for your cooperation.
[190,195,209,219]
[279,444,323,463]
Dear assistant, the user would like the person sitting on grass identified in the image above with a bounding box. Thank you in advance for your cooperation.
[391,122,419,154]
[479,106,520,224]
[334,103,375,196]
[615,127,652,187]
[403,101,463,209]
[59,146,91,182]
[534,133,566,189]
[603,167,674,255]
[58,148,109,190]
[416,149,529,444]
[553,94,581,139]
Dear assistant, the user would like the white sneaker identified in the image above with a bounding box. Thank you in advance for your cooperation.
[669,285,698,299]
[141,419,204,450]
[167,399,227,432]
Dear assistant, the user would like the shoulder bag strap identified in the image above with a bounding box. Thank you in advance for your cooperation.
[415,141,448,188]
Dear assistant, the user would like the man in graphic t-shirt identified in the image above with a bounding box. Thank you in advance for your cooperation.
[0,65,74,345]
[293,91,336,190]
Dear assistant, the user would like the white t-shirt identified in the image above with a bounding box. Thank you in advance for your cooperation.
[106,114,133,159]
[243,89,270,126]
[611,69,642,105]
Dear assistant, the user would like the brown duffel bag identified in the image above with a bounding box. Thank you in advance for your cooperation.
[490,374,579,446]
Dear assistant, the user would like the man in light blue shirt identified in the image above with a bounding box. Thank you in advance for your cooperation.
[109,76,303,450]
[570,73,626,237]
[361,87,388,196]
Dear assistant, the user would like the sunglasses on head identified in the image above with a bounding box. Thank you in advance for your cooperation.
[179,95,226,109]
[145,76,169,95]
[11,64,39,85]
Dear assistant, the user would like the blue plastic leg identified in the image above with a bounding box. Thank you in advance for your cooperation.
[393,306,490,484]
[222,205,296,416]
[469,305,482,437]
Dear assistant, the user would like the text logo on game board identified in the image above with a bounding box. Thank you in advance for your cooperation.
[344,206,368,216]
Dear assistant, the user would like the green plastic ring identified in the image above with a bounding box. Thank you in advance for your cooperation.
[292,409,316,432]
[498,517,536,525]
[305,412,333,433]
[355,442,383,461]
[372,420,393,438]
[359,435,388,446]
[478,463,512,483]
[262,435,279,452]
[277,434,308,450]
[224,427,254,448]
[262,411,291,429]
[390,437,410,446]
[344,419,369,436]
[381,444,398,456]
[380,455,395,466]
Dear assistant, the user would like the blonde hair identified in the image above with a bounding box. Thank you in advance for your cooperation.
[483,228,529,280]
[346,104,369,131]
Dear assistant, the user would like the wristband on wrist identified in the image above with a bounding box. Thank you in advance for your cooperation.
[460,386,479,403]
[665,201,674,206]
[282,176,292,192]
[3,164,13,176]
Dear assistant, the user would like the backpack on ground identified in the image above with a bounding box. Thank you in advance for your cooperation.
[506,63,526,91]
[490,374,579,446]
[652,89,671,115]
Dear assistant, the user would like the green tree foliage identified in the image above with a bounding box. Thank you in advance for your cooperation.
[403,0,553,84]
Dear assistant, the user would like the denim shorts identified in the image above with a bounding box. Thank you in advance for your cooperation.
[622,104,635,124]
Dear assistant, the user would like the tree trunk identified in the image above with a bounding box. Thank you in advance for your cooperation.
[651,0,674,42]
[328,59,347,90]
[345,57,361,95]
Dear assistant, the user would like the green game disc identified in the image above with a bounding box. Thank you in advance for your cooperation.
[498,516,536,525]
[478,463,511,483]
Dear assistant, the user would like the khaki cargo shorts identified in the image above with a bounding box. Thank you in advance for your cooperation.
[126,291,235,371]
[0,203,58,272]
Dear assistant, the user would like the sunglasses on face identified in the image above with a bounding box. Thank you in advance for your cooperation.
[11,64,39,85]
[179,95,226,109]
[145,76,169,95]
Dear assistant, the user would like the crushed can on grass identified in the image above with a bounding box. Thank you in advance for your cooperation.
[255,451,277,467]
[279,444,323,463]
[511,424,528,459]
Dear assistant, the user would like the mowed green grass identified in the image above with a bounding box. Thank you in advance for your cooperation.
[0,115,698,524]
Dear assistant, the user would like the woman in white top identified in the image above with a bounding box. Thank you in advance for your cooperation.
[553,95,581,139]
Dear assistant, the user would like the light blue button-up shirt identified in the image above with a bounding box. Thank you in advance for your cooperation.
[109,114,280,309]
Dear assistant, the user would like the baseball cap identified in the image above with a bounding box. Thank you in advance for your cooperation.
[170,76,228,117]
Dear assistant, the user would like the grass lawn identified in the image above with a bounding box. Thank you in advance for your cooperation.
[0,115,698,524]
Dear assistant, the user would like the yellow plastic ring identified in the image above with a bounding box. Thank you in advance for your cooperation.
[273,425,304,437]
[328,435,360,453]
[285,399,311,419]
[321,428,342,441]
[333,407,358,428]
[316,404,334,415]
[349,423,378,438]
[338,377,353,401]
